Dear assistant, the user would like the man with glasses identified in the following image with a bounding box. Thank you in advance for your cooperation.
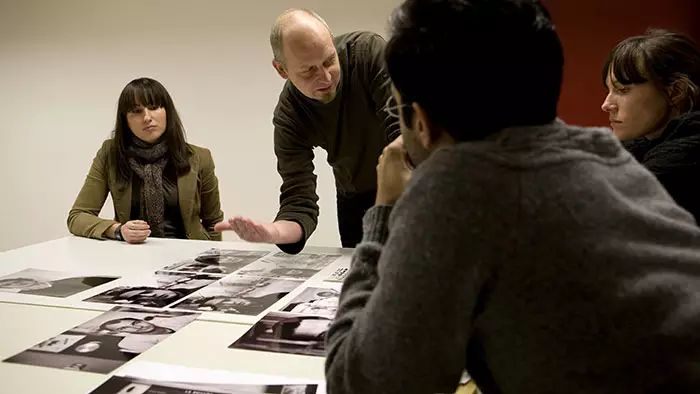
[325,0,700,393]
[215,9,398,254]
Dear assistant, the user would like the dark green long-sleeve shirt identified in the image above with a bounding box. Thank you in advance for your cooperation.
[273,31,399,254]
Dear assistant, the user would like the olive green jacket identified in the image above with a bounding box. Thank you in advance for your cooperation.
[67,139,223,241]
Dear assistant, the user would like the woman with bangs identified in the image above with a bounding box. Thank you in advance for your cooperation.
[68,77,223,243]
[601,29,700,222]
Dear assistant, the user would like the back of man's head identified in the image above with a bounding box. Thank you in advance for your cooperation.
[386,0,563,141]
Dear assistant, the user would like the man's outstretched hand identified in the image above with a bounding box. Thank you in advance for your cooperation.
[214,217,303,244]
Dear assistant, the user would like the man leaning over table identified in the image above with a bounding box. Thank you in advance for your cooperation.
[215,9,399,253]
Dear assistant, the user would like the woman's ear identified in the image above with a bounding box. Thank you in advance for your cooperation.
[667,76,690,109]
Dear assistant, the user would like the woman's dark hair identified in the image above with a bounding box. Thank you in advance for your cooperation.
[602,29,700,113]
[385,0,563,141]
[113,77,191,181]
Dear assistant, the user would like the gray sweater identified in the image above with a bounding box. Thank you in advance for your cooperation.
[325,121,700,394]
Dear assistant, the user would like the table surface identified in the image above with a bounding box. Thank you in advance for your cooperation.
[0,236,352,393]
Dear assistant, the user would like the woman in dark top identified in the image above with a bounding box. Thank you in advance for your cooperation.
[601,29,700,222]
[68,77,223,242]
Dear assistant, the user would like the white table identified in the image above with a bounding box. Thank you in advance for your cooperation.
[0,236,352,393]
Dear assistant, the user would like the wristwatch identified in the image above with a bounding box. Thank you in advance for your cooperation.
[114,224,124,242]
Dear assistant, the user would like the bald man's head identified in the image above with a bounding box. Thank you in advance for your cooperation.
[270,9,332,63]
[270,9,341,103]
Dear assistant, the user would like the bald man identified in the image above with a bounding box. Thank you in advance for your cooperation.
[217,9,398,254]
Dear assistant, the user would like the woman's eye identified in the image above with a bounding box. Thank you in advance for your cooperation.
[613,85,630,94]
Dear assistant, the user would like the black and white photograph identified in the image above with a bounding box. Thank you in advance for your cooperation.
[84,272,220,308]
[229,312,332,357]
[0,268,118,297]
[4,307,198,373]
[236,253,341,280]
[281,287,339,317]
[160,249,270,276]
[89,361,324,393]
[91,375,320,394]
[171,275,302,315]
[324,266,349,283]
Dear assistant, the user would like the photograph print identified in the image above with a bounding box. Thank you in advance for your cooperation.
[4,306,198,373]
[90,375,320,394]
[172,275,302,316]
[324,266,349,283]
[236,253,341,280]
[280,287,339,318]
[229,312,332,357]
[159,249,270,276]
[84,272,220,308]
[0,268,118,298]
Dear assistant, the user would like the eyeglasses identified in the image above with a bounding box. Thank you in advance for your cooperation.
[384,95,411,119]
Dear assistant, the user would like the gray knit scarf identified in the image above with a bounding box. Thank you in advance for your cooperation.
[127,139,169,237]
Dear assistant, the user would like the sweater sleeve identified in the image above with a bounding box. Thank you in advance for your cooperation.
[272,101,320,254]
[325,156,499,393]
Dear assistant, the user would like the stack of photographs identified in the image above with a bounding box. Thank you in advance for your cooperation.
[1,248,348,378]
[81,249,342,318]
[161,250,341,317]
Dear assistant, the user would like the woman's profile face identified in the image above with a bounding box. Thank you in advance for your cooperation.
[126,104,167,143]
[601,72,674,141]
